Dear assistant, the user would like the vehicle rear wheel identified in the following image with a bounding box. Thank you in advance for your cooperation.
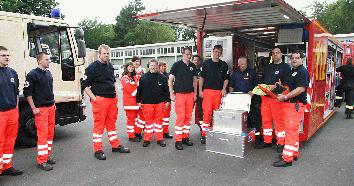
[18,107,37,147]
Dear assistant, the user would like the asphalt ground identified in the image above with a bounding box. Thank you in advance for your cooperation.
[1,87,353,186]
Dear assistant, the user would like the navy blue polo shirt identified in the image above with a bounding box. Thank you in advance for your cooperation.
[23,67,55,107]
[283,65,309,104]
[81,60,116,98]
[169,60,197,93]
[0,67,19,111]
[262,61,291,85]
[230,68,255,93]
[200,59,229,90]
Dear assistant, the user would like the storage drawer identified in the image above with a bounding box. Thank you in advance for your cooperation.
[213,109,248,134]
[206,131,253,158]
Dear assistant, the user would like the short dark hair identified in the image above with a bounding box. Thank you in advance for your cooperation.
[36,52,49,61]
[213,45,223,51]
[182,47,192,54]
[147,59,159,68]
[132,56,141,62]
[291,50,305,58]
[0,46,8,51]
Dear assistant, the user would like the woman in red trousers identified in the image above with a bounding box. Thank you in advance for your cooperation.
[121,62,142,142]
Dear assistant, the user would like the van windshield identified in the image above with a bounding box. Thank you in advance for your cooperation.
[27,24,75,81]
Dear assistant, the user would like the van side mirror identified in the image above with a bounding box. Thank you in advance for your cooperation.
[75,28,86,58]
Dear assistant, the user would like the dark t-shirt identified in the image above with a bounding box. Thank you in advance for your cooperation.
[262,62,291,85]
[283,65,309,103]
[169,60,197,93]
[200,59,229,90]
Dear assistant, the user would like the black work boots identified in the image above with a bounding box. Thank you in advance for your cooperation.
[47,156,56,165]
[112,145,131,153]
[175,141,183,150]
[94,150,106,160]
[38,162,53,171]
[182,138,193,146]
[0,167,23,176]
[200,136,206,144]
[163,133,173,139]
[157,140,166,147]
[273,158,293,167]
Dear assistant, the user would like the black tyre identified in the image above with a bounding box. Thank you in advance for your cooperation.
[18,107,37,147]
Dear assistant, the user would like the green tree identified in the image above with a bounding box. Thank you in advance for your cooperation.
[310,0,354,34]
[78,19,115,49]
[114,0,145,46]
[0,0,58,16]
[124,21,174,45]
[173,26,195,41]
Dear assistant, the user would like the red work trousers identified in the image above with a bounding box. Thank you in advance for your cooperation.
[201,89,222,137]
[281,102,305,162]
[142,103,164,142]
[0,108,19,173]
[135,109,144,134]
[35,106,55,164]
[261,96,285,145]
[124,109,138,138]
[91,96,120,152]
[174,93,194,142]
[162,102,171,134]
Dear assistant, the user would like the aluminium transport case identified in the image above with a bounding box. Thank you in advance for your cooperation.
[212,109,248,134]
[206,130,253,158]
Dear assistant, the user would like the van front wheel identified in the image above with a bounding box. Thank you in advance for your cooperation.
[18,107,37,147]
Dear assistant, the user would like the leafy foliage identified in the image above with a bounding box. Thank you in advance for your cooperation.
[78,19,115,49]
[0,0,58,17]
[310,0,354,34]
[124,21,174,45]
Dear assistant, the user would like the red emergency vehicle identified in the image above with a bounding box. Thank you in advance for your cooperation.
[137,0,344,142]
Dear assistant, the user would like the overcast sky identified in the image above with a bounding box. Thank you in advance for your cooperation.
[58,0,331,26]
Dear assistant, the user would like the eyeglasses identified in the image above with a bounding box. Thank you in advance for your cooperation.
[0,54,10,57]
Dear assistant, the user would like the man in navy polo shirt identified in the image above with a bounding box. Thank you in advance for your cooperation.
[199,45,229,144]
[274,51,309,167]
[0,46,23,176]
[169,47,198,150]
[229,56,256,94]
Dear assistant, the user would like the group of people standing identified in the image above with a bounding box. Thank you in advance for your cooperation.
[118,45,229,151]
[0,41,349,177]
